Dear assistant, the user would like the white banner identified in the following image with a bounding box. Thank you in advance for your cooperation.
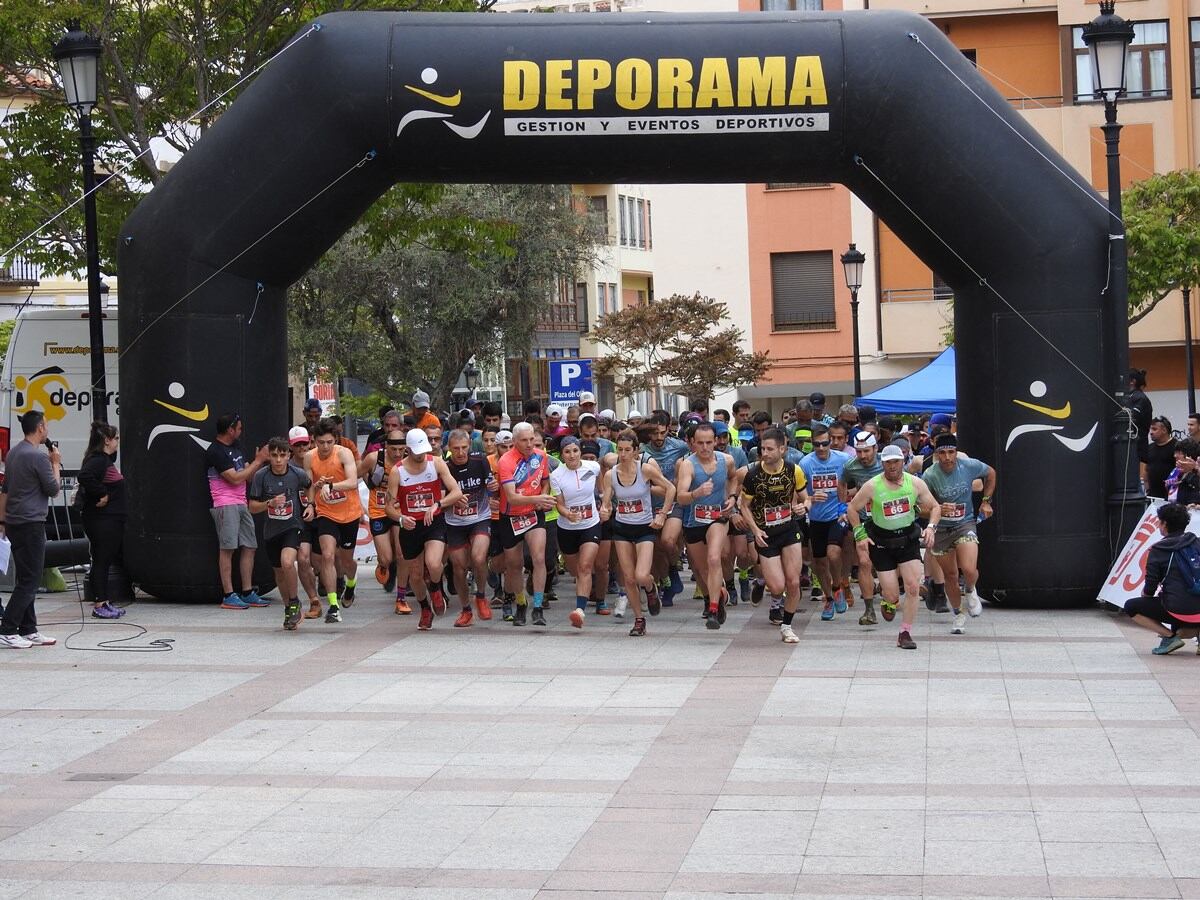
[1097,500,1200,607]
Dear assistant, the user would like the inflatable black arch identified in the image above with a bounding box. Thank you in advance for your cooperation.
[118,10,1115,603]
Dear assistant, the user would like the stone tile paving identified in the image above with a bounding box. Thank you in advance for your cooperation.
[0,569,1199,898]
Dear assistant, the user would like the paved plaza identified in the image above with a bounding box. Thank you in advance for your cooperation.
[1,572,1199,899]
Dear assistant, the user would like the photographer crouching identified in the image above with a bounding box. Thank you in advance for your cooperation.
[0,411,62,648]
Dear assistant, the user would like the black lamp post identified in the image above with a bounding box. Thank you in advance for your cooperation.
[53,22,108,423]
[1082,0,1141,544]
[840,243,866,399]
[1184,287,1195,415]
[464,360,481,392]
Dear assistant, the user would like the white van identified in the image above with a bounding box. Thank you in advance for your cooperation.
[0,308,119,473]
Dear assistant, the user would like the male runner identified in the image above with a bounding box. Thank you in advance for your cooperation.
[920,432,995,634]
[288,427,323,618]
[497,422,556,627]
[840,432,883,625]
[675,423,737,629]
[362,428,407,611]
[445,429,494,626]
[642,415,689,603]
[847,444,941,649]
[249,437,313,631]
[801,423,852,623]
[305,419,363,623]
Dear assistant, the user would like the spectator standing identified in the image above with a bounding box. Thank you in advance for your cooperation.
[79,421,128,620]
[206,413,270,608]
[0,411,62,648]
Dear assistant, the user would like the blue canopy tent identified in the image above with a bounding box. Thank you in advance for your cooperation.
[855,347,956,414]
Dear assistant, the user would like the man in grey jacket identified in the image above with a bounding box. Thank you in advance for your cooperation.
[0,411,62,648]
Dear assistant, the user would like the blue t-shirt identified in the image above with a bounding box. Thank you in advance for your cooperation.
[800,449,852,522]
[641,437,689,481]
[723,445,749,469]
[921,456,989,528]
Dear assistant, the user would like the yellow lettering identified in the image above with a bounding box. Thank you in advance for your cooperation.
[787,56,828,106]
[576,59,611,111]
[695,57,733,109]
[503,61,540,111]
[545,59,573,110]
[615,58,652,110]
[656,58,693,109]
[737,56,787,107]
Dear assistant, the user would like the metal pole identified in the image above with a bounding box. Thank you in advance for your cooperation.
[79,111,108,423]
[850,289,862,398]
[1184,286,1195,415]
[1102,98,1142,550]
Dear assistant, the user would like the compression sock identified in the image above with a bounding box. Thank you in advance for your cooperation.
[577,595,589,610]
[783,610,795,625]
[327,591,339,608]
[533,591,544,609]
[345,576,357,589]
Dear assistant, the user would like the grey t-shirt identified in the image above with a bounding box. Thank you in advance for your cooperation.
[2,439,59,525]
[249,464,311,540]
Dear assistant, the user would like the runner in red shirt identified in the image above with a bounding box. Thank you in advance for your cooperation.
[497,422,555,627]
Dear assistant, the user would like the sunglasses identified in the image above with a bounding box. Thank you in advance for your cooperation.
[812,440,831,447]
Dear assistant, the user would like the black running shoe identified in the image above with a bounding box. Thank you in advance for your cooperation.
[325,605,341,624]
[531,606,546,627]
[751,581,765,606]
[341,583,356,609]
[768,606,783,625]
[514,604,527,626]
[283,601,301,631]
[725,582,737,606]
[383,564,397,594]
[646,587,661,617]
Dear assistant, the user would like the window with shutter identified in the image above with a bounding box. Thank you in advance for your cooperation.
[770,251,836,331]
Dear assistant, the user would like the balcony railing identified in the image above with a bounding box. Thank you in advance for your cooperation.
[0,256,40,287]
[881,288,953,304]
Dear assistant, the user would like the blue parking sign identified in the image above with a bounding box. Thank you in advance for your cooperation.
[548,358,593,405]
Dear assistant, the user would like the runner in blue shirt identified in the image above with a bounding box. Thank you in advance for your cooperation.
[801,423,853,623]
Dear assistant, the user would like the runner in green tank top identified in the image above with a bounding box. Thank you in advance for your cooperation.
[846,445,940,650]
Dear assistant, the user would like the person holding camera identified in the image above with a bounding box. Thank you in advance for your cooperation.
[0,411,62,648]
[79,421,127,620]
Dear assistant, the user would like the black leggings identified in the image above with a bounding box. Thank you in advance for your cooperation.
[83,515,125,604]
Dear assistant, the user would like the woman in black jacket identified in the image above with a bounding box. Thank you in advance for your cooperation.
[1124,502,1200,655]
[78,421,126,619]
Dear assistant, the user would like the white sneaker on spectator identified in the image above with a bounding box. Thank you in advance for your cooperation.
[0,633,33,649]
[25,632,56,646]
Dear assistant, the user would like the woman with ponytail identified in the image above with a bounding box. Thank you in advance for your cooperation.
[78,421,126,618]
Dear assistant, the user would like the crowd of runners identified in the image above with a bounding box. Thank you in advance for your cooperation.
[208,390,997,651]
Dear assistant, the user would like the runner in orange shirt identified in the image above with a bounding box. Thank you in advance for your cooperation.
[304,419,363,624]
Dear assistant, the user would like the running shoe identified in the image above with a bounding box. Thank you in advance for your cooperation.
[454,608,473,628]
[768,605,783,625]
[418,606,433,631]
[305,599,323,619]
[780,624,799,643]
[660,583,676,607]
[490,589,505,608]
[325,605,341,624]
[594,600,610,615]
[341,583,356,609]
[858,606,877,626]
[502,601,514,622]
[923,579,938,612]
[896,630,917,650]
[531,607,547,627]
[395,598,412,615]
[570,608,585,629]
[751,581,765,606]
[475,595,492,621]
[284,601,302,631]
[629,617,646,636]
[951,611,966,635]
[738,578,750,604]
[106,601,127,618]
[646,587,661,617]
[810,586,823,602]
[430,588,446,617]
[221,593,249,610]
[966,589,983,617]
[716,588,728,625]
[820,601,835,621]
[375,564,389,585]
[842,581,854,607]
[513,603,527,627]
[242,591,270,607]
[24,632,56,646]
[614,595,628,619]
[706,596,721,631]
[383,564,397,594]
[1153,635,1185,655]
[934,595,951,614]
[725,582,738,606]
[92,603,122,619]
[669,567,684,596]
[0,633,31,649]
[800,569,811,588]
[880,599,898,622]
[833,591,848,615]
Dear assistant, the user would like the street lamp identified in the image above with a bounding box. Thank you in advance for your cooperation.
[1081,0,1140,544]
[53,22,108,423]
[840,243,866,398]
[464,360,481,392]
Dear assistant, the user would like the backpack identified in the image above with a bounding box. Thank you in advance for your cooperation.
[1172,543,1200,595]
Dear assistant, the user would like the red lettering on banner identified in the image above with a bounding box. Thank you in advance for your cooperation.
[1107,514,1160,593]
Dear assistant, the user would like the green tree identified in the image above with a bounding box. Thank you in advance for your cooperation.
[0,0,485,276]
[1125,169,1200,325]
[589,292,771,402]
[288,183,599,411]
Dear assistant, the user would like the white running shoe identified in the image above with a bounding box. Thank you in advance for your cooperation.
[780,624,799,644]
[569,608,585,629]
[966,589,983,617]
[25,632,56,646]
[614,595,628,619]
[951,612,967,635]
[0,633,33,649]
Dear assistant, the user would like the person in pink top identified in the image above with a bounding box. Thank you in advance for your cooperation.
[205,413,269,608]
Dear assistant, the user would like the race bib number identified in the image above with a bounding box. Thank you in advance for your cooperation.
[944,502,967,520]
[511,512,537,535]
[812,473,838,491]
[617,499,644,516]
[569,504,594,520]
[408,490,435,513]
[764,505,792,525]
[459,502,480,518]
[695,504,721,522]
[326,488,346,504]
[267,499,293,520]
[882,497,911,519]
[374,489,388,507]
